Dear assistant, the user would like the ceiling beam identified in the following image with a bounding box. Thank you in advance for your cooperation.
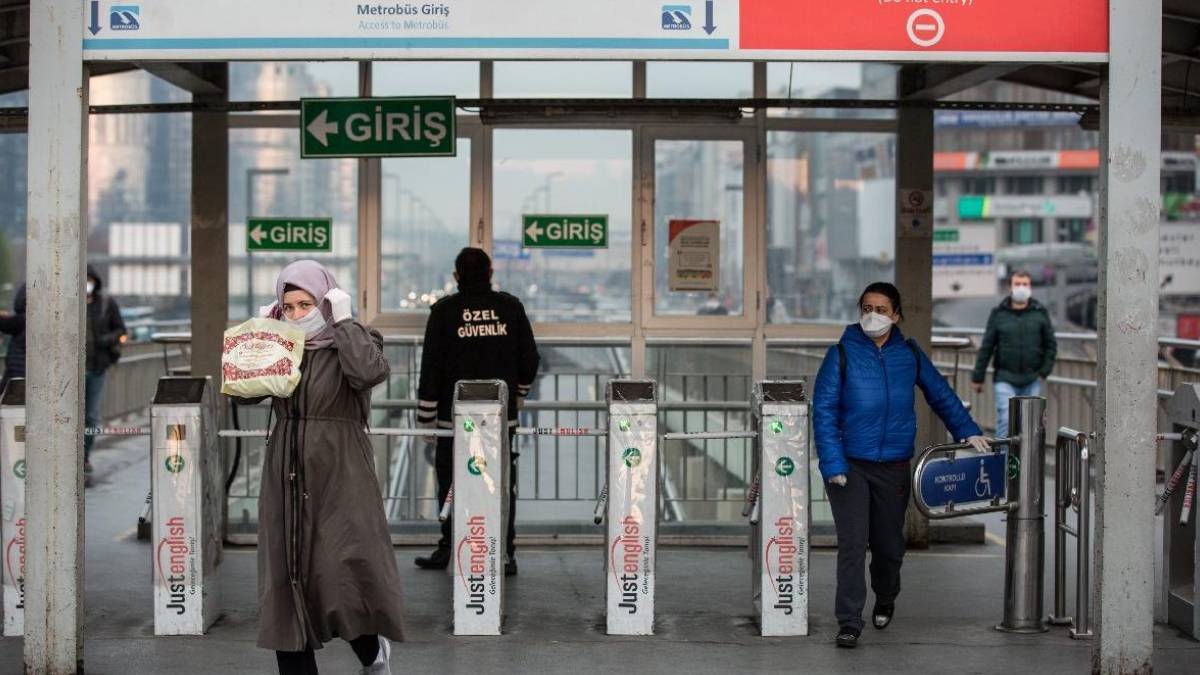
[902,63,1027,100]
[134,62,225,95]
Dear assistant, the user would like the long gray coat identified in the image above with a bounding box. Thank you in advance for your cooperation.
[239,320,405,652]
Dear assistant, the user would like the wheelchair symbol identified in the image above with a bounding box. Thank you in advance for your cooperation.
[974,461,993,498]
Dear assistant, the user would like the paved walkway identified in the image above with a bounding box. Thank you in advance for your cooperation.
[1,428,1197,674]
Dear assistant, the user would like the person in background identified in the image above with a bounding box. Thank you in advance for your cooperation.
[971,270,1057,439]
[0,283,26,394]
[414,247,539,576]
[813,282,988,649]
[84,266,127,478]
[236,260,403,675]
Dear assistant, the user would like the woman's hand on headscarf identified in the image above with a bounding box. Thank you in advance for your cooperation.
[325,288,352,323]
[966,435,991,453]
[258,301,278,319]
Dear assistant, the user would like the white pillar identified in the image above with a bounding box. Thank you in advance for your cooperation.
[24,1,88,673]
[1093,1,1162,672]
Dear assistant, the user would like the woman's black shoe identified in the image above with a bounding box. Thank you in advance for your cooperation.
[872,603,894,629]
[835,626,860,648]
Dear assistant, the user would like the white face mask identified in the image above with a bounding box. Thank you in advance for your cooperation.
[1011,286,1032,303]
[287,308,327,338]
[860,312,894,339]
[86,281,95,295]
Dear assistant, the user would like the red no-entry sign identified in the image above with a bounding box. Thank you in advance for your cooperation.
[741,0,1108,59]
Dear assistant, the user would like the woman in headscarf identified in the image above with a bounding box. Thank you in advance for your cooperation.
[233,260,403,675]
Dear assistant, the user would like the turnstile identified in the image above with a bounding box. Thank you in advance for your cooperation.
[750,380,810,636]
[1164,383,1200,640]
[150,376,223,635]
[451,380,509,636]
[604,379,658,635]
[0,379,25,636]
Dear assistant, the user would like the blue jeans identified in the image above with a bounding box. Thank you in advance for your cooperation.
[83,370,106,460]
[994,380,1042,440]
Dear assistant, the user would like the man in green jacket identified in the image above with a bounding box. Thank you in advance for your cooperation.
[971,270,1057,439]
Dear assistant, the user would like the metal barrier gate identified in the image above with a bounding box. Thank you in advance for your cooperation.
[1163,383,1200,640]
[450,380,509,636]
[914,396,1047,633]
[748,380,809,637]
[149,376,223,635]
[1049,427,1093,639]
[604,379,658,636]
[0,379,25,636]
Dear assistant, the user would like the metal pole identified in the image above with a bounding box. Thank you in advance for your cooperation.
[998,396,1047,633]
[25,1,87,671]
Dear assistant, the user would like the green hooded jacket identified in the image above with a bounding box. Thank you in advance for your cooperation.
[971,297,1058,388]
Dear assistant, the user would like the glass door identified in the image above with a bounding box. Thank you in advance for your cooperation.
[641,126,758,330]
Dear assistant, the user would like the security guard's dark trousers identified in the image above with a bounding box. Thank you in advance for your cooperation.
[435,429,518,557]
[826,458,910,632]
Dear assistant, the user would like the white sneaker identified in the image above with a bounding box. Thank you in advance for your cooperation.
[361,636,391,675]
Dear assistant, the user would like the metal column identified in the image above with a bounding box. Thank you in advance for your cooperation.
[25,0,88,671]
[451,380,509,636]
[1094,1,1162,671]
[896,67,937,549]
[605,379,658,636]
[997,397,1048,633]
[189,65,230,382]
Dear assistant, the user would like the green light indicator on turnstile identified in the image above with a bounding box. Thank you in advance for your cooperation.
[622,448,642,468]
[12,459,25,479]
[165,454,186,474]
[618,419,631,432]
[770,419,785,434]
[1007,453,1020,479]
[463,419,476,433]
[774,457,795,476]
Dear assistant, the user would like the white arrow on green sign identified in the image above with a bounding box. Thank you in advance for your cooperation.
[301,96,456,159]
[247,218,332,252]
[522,214,608,248]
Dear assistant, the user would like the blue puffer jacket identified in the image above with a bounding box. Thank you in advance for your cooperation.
[813,324,981,481]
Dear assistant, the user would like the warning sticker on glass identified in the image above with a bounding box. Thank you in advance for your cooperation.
[667,219,720,292]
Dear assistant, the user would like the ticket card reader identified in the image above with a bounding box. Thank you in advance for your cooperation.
[0,379,25,636]
[451,380,509,636]
[150,376,223,635]
[605,379,658,636]
[751,380,809,637]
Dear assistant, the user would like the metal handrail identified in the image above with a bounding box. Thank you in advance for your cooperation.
[913,438,1014,520]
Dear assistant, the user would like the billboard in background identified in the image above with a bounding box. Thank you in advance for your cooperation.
[933,226,996,299]
[82,0,1108,62]
[1161,223,1200,297]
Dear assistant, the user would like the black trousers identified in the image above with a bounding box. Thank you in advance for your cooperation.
[276,634,378,674]
[825,459,911,632]
[434,429,518,556]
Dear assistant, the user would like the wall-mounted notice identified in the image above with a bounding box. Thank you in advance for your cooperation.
[668,219,719,292]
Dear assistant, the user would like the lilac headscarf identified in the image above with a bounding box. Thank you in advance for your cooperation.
[272,260,340,349]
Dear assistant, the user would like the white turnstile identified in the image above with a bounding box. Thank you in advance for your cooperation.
[451,380,509,636]
[150,376,223,635]
[750,380,810,636]
[605,379,658,635]
[0,379,26,636]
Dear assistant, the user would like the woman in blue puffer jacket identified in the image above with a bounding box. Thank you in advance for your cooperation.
[813,282,988,649]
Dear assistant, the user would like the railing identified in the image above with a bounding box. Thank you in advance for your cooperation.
[134,330,1200,538]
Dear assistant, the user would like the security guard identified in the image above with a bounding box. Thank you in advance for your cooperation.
[415,247,539,576]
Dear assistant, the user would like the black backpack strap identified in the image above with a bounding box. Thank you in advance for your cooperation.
[906,338,921,380]
[837,343,847,389]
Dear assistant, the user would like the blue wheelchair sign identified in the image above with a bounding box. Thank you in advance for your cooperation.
[918,453,1007,508]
